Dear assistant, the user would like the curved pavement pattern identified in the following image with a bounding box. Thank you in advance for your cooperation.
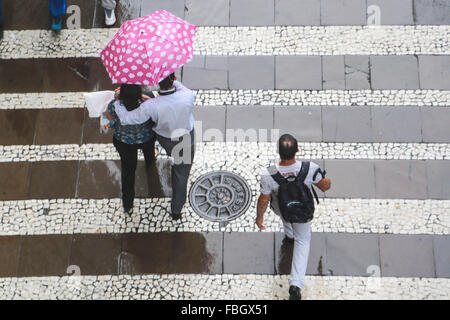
[0,0,449,300]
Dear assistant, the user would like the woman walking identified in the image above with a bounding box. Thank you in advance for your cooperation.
[106,84,157,215]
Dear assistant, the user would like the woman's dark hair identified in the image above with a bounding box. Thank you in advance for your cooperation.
[159,73,175,90]
[119,84,142,111]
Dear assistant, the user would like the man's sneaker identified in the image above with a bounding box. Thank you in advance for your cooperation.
[289,286,302,300]
[51,16,62,32]
[105,9,116,27]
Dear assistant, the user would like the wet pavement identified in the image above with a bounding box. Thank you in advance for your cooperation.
[0,159,165,200]
[0,58,111,93]
[1,56,449,93]
[0,231,448,278]
[2,0,449,30]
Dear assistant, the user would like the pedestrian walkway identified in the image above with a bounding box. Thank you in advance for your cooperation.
[0,0,449,300]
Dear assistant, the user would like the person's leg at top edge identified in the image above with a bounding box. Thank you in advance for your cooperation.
[49,0,66,31]
[101,0,117,27]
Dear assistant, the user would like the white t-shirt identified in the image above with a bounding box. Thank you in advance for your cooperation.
[260,161,323,215]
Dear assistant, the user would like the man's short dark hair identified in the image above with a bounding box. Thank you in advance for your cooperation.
[159,73,175,90]
[278,134,298,160]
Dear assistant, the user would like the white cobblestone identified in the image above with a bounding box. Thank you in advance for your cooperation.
[0,26,449,58]
[1,142,449,162]
[0,198,448,235]
[0,274,448,300]
[1,91,448,110]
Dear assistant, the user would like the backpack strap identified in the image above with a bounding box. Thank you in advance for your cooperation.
[297,162,321,205]
[311,185,320,205]
[295,161,310,183]
[312,168,327,181]
[268,165,288,186]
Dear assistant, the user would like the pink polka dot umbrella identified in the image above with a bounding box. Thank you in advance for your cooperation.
[100,10,196,86]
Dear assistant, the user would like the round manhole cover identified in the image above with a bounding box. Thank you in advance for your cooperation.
[189,171,252,223]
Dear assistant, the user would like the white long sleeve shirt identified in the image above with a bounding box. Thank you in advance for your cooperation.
[114,81,196,139]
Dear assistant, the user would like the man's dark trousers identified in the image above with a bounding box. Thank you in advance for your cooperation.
[156,130,195,215]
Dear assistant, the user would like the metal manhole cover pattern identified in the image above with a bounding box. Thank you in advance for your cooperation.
[189,171,252,223]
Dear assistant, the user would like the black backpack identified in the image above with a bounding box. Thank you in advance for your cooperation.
[269,162,320,223]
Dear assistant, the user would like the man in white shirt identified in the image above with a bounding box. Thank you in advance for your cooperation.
[114,74,196,220]
[256,134,331,300]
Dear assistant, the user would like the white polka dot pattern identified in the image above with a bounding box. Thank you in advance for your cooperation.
[100,10,196,85]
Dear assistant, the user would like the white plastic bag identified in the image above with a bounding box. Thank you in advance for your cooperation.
[83,91,115,118]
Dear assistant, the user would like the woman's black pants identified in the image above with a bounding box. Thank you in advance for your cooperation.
[113,137,156,209]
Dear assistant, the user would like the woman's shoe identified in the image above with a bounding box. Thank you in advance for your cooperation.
[51,16,62,32]
[123,206,133,216]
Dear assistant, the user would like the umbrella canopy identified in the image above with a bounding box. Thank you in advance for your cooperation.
[100,10,196,86]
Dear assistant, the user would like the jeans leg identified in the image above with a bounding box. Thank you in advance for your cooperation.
[114,138,138,209]
[101,0,117,10]
[289,222,312,289]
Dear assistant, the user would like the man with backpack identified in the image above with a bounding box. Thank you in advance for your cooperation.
[256,134,331,300]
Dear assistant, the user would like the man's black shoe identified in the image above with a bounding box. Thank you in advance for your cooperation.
[289,285,302,300]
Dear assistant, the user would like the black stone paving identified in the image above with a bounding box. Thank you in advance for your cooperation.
[0,232,448,278]
[0,160,165,200]
[1,56,449,93]
[1,158,450,200]
[2,106,450,145]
